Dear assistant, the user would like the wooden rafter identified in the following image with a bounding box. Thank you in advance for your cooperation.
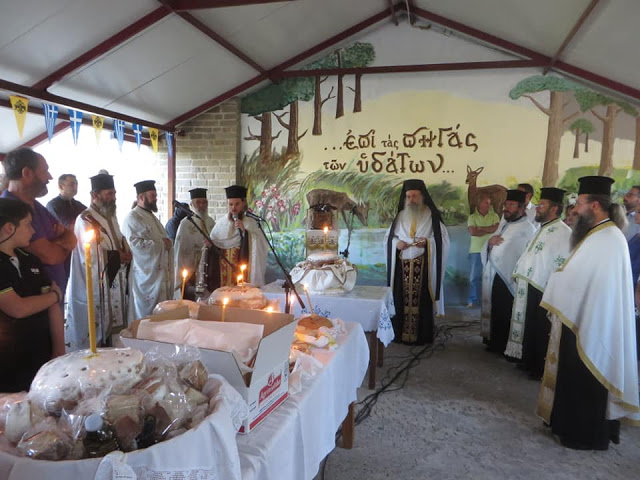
[544,0,601,74]
[388,0,399,26]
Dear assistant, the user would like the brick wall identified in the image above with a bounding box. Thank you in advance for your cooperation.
[163,98,241,220]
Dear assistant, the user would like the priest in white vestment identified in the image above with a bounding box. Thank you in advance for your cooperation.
[386,179,450,345]
[504,188,571,376]
[481,189,536,353]
[66,173,132,350]
[173,188,215,300]
[209,185,268,287]
[122,180,174,320]
[537,176,639,450]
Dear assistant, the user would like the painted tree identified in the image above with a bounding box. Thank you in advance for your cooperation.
[509,75,582,186]
[574,88,638,176]
[568,118,595,158]
[634,116,640,171]
[242,78,314,162]
[344,42,375,113]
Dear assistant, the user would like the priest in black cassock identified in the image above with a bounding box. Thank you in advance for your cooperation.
[386,179,449,345]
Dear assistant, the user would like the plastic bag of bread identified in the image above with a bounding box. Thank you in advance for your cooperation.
[153,299,200,318]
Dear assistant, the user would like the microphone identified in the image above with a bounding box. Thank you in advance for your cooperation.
[173,200,195,218]
[244,210,266,222]
[232,213,243,239]
[81,211,107,233]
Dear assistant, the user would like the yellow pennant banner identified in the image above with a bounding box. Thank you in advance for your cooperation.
[92,115,104,145]
[149,128,159,153]
[9,95,28,138]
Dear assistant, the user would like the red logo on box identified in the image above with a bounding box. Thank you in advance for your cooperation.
[259,373,282,405]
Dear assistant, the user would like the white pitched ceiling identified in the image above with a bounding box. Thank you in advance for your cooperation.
[0,0,638,154]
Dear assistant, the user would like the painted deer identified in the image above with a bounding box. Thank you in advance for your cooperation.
[465,165,507,215]
[306,189,370,227]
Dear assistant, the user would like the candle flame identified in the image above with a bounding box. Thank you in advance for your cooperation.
[222,297,229,306]
[323,226,328,234]
[303,283,309,291]
[266,306,274,313]
[237,274,243,284]
[182,268,188,279]
[84,229,95,244]
[240,264,247,273]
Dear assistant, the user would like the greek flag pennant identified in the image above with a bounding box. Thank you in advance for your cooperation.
[165,131,174,158]
[42,103,59,143]
[68,109,83,145]
[113,119,125,151]
[132,123,143,150]
[149,128,158,153]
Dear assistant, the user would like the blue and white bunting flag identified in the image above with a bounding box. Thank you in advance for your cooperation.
[132,123,143,150]
[113,119,125,151]
[68,109,83,145]
[165,131,174,158]
[42,103,59,143]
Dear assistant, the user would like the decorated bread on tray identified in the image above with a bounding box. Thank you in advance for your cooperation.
[207,284,269,310]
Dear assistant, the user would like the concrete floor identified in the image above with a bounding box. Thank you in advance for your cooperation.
[320,306,640,480]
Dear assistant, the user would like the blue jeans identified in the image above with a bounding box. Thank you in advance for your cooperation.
[468,252,483,304]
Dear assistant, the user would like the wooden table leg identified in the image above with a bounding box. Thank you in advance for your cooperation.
[377,339,384,367]
[367,332,377,389]
[341,402,355,449]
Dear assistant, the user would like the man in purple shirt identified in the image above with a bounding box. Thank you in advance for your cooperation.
[1,148,77,298]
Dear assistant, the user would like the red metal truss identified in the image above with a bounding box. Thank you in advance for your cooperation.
[169,2,402,126]
[167,0,295,11]
[405,3,640,101]
[31,7,171,90]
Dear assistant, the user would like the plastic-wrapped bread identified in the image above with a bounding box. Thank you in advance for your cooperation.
[4,400,31,444]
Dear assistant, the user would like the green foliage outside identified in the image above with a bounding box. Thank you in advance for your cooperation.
[558,166,640,201]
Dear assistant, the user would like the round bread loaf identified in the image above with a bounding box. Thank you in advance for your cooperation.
[29,348,146,414]
[297,313,333,331]
[208,285,268,310]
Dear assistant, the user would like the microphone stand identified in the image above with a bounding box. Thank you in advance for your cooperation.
[179,210,235,269]
[253,218,305,313]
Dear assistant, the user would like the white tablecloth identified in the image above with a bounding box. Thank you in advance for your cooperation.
[262,281,395,346]
[237,321,369,480]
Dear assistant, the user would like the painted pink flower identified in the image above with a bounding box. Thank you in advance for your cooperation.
[261,190,268,198]
[292,202,301,215]
[270,185,277,193]
[255,200,264,208]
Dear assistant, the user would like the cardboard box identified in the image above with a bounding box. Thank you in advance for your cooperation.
[120,305,297,433]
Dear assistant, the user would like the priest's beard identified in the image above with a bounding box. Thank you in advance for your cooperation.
[404,201,426,224]
[144,197,158,212]
[570,210,595,250]
[95,200,116,219]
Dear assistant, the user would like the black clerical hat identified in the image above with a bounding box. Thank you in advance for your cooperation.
[539,187,565,204]
[225,185,247,199]
[506,189,527,203]
[189,188,207,199]
[403,179,426,191]
[90,173,114,192]
[134,180,156,194]
[578,176,614,196]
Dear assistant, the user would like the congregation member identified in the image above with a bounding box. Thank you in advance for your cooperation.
[466,193,500,308]
[66,173,132,350]
[0,148,76,299]
[481,189,535,354]
[386,179,449,345]
[518,183,538,227]
[538,176,639,450]
[563,204,578,229]
[0,198,65,391]
[165,205,189,242]
[173,188,215,299]
[622,185,640,240]
[122,180,174,320]
[504,188,571,379]
[46,174,86,228]
[210,185,269,287]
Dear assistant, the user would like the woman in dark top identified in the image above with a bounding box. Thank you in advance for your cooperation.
[0,198,65,392]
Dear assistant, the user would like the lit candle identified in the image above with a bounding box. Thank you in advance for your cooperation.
[303,284,315,315]
[221,297,229,322]
[181,269,188,300]
[84,230,97,355]
[240,264,247,277]
[237,274,243,286]
[266,306,274,313]
[323,226,328,252]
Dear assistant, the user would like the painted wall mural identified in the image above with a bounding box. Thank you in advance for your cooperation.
[239,24,640,303]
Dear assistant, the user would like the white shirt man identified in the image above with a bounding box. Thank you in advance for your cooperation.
[122,180,174,320]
